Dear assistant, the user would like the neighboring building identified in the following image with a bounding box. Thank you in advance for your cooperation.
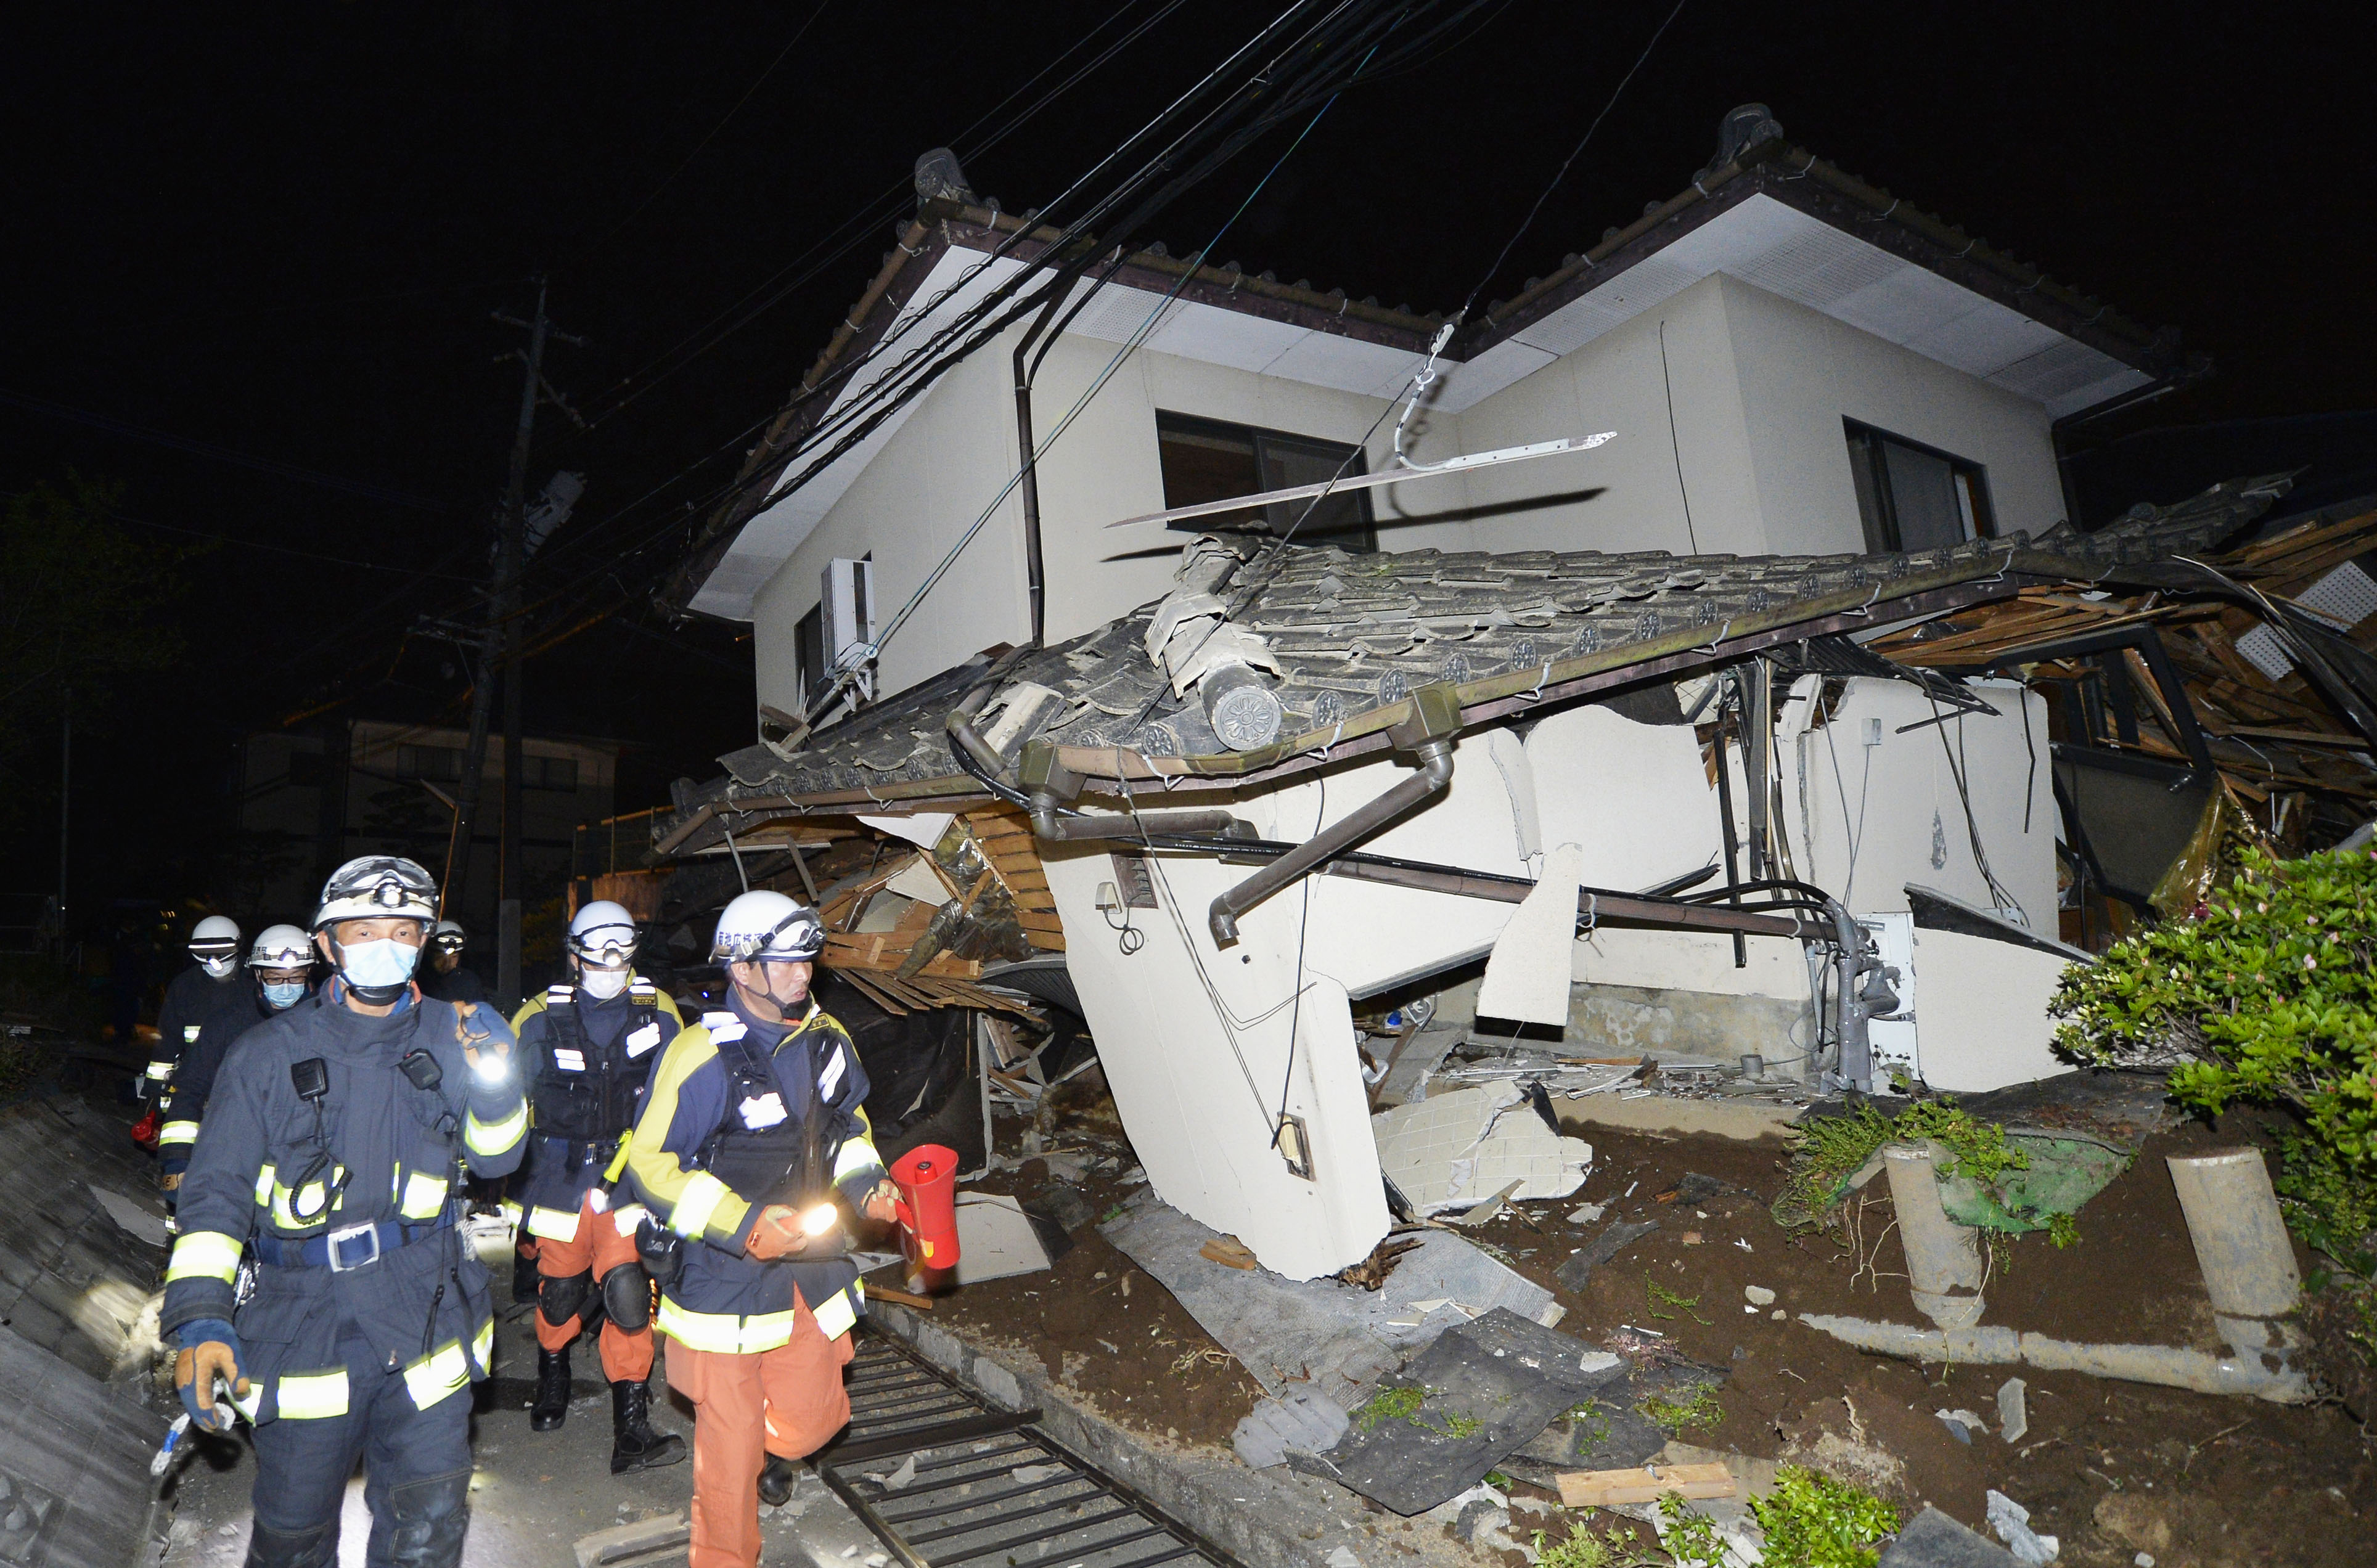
[666,107,2202,718]
[232,719,618,933]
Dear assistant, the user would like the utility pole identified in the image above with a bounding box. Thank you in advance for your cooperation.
[449,278,581,1010]
[55,685,70,959]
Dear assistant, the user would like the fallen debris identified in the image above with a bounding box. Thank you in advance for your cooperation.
[1553,1217,1659,1291]
[1556,1461,1735,1507]
[1231,1387,1350,1471]
[1298,1309,1622,1514]
[1996,1376,2029,1444]
[572,1512,690,1568]
[1199,1236,1259,1270]
[1100,1192,1560,1407]
[1986,1489,2060,1565]
[1879,1505,2021,1567]
[951,1193,1055,1284]
[1372,1084,1594,1214]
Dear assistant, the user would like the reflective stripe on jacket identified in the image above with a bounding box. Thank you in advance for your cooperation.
[160,982,529,1419]
[623,996,883,1347]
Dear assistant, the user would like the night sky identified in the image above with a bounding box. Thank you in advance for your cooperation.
[3,1,2364,920]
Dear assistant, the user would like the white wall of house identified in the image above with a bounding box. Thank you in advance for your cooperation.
[1716,276,2066,550]
[743,267,2073,711]
[750,341,1036,710]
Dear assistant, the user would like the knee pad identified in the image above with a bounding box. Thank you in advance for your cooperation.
[600,1262,653,1331]
[385,1469,471,1568]
[538,1270,592,1329]
[243,1520,339,1568]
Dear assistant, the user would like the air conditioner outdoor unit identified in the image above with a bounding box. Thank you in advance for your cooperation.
[820,558,876,697]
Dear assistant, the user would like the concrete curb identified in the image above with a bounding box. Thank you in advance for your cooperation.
[867,1302,1402,1568]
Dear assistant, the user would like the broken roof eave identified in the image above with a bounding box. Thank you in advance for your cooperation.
[657,546,2127,857]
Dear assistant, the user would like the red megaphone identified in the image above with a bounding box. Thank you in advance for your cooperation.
[889,1144,962,1286]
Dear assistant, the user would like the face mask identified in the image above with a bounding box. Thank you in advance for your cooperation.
[200,955,239,979]
[579,965,629,1001]
[263,981,306,1011]
[338,938,421,990]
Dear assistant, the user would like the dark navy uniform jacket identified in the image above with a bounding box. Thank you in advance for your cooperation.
[160,981,529,1423]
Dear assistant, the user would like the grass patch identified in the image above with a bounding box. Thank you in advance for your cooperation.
[1772,1098,2031,1233]
[1351,1384,1478,1439]
[1645,1278,1712,1325]
[1635,1382,1722,1435]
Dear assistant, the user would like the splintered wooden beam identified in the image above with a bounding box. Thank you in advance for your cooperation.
[1558,1464,1736,1508]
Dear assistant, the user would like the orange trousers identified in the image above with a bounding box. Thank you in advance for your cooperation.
[666,1293,854,1568]
[534,1190,653,1382]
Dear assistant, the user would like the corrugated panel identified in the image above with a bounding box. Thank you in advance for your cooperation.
[1725,222,1903,309]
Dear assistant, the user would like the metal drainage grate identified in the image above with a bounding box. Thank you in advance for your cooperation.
[815,1333,1246,1568]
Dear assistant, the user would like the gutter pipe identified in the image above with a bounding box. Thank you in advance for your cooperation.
[1794,1315,2310,1403]
[1010,291,1068,648]
[1205,736,1454,944]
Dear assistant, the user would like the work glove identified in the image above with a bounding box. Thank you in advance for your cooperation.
[861,1179,900,1225]
[174,1321,250,1432]
[744,1204,809,1260]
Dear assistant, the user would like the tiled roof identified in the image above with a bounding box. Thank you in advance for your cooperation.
[659,475,2292,850]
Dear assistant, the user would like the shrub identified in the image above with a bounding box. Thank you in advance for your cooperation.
[2051,844,2377,1217]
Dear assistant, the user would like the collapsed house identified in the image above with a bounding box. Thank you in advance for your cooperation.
[646,473,2377,1283]
[636,107,2377,1283]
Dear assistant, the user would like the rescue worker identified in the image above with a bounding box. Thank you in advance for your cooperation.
[510,899,687,1472]
[153,915,248,1196]
[624,891,896,1568]
[166,926,317,1157]
[158,856,528,1568]
[418,921,486,1005]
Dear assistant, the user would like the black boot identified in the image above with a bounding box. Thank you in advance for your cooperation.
[530,1346,571,1432]
[758,1454,801,1508]
[609,1379,687,1474]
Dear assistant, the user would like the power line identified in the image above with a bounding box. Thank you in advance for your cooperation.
[578,0,837,256]
[581,0,1185,427]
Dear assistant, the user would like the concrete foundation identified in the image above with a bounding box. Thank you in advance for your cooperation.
[1565,981,1812,1063]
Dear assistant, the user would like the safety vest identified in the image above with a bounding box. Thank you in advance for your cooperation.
[695,1020,846,1215]
[529,981,667,1142]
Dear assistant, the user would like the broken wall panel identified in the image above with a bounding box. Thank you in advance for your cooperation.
[1041,743,1542,1278]
[1786,677,2056,928]
[1905,926,2076,1092]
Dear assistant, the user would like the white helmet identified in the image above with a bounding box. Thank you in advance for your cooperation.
[567,900,639,966]
[248,925,314,970]
[189,915,242,960]
[430,919,467,953]
[314,855,438,929]
[710,890,824,964]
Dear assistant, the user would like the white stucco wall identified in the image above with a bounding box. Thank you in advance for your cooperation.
[750,341,1035,711]
[744,271,2069,711]
[1716,275,2066,551]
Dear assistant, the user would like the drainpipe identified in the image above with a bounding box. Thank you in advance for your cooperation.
[1206,683,1463,945]
[1011,292,1067,647]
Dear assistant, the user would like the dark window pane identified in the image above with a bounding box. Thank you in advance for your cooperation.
[1157,415,1264,531]
[796,603,825,704]
[1842,420,1989,555]
[1156,411,1373,549]
[1261,431,1372,547]
[1881,439,1964,552]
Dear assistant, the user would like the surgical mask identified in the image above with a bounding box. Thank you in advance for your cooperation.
[200,955,239,979]
[579,965,629,1001]
[262,981,307,1011]
[338,938,421,990]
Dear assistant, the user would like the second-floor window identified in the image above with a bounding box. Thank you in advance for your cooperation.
[1844,420,1994,555]
[1156,411,1376,551]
